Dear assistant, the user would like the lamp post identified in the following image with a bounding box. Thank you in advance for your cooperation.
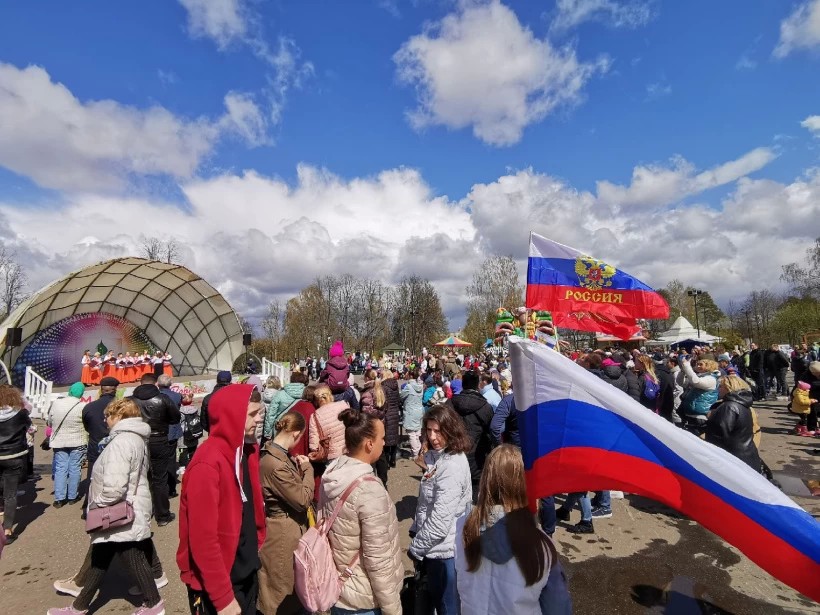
[744,310,752,346]
[687,289,704,340]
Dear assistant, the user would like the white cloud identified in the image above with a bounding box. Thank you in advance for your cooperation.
[177,0,247,50]
[220,92,269,146]
[550,0,655,32]
[263,37,315,125]
[802,115,820,136]
[176,1,312,128]
[735,54,757,71]
[645,81,671,100]
[2,152,816,326]
[394,0,609,146]
[774,0,820,58]
[157,69,178,85]
[0,62,269,192]
[596,147,777,210]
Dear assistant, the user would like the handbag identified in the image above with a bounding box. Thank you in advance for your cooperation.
[308,413,331,462]
[42,400,82,450]
[85,440,145,534]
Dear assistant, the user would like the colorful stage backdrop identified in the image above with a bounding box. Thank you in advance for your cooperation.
[13,312,154,387]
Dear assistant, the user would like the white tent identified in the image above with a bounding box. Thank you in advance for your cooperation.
[656,315,719,345]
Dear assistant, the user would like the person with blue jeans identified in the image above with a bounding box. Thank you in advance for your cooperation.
[47,383,87,508]
[409,405,473,615]
[591,490,612,519]
[492,393,558,536]
[556,492,594,533]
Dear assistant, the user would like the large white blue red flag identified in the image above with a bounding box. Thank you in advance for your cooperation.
[509,336,820,601]
[526,232,668,339]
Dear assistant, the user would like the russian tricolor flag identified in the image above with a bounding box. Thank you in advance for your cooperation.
[510,336,820,602]
[526,233,668,338]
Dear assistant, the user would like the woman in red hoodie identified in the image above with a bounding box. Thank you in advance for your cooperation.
[177,384,266,615]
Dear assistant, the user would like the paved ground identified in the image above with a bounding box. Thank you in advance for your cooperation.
[1,395,817,614]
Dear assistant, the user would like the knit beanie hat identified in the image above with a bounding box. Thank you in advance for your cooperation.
[797,381,811,391]
[68,382,85,398]
[329,340,344,358]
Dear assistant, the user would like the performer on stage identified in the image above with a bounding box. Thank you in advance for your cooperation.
[123,351,135,383]
[89,352,102,385]
[152,351,164,378]
[102,351,116,378]
[141,351,152,379]
[81,350,92,385]
[115,353,126,382]
[162,351,173,378]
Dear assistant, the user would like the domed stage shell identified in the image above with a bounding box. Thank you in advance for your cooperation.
[0,257,243,386]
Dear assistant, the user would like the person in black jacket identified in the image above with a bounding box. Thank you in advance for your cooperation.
[0,385,31,544]
[705,375,761,471]
[80,376,119,516]
[129,373,180,526]
[748,343,766,400]
[380,372,401,470]
[200,370,232,432]
[653,361,676,423]
[765,344,790,397]
[449,371,493,498]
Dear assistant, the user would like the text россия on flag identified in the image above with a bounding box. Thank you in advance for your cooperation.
[525,232,669,339]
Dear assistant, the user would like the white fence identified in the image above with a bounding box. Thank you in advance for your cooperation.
[261,357,289,384]
[24,365,53,419]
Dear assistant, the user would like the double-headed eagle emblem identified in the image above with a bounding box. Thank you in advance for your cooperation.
[575,256,616,291]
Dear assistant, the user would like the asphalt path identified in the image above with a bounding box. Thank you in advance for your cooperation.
[1,394,817,614]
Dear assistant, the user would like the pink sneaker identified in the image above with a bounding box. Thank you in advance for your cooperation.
[47,607,88,615]
[132,600,165,615]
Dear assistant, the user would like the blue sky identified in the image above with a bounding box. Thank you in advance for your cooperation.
[1,0,819,325]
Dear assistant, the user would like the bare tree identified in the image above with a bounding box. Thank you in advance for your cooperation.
[260,299,283,342]
[781,237,820,299]
[140,235,180,264]
[463,255,523,346]
[163,238,180,265]
[465,255,523,317]
[0,247,28,319]
[140,236,162,261]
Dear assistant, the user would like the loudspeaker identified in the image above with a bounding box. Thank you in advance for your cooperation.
[5,327,22,348]
[243,333,252,347]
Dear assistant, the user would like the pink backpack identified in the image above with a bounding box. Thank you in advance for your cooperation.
[294,474,378,612]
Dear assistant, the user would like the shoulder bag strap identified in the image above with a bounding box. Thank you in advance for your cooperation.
[322,474,379,577]
[312,412,326,441]
[130,442,147,498]
[51,400,83,442]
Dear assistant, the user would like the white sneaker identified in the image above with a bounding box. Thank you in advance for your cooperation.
[53,577,82,597]
[128,574,169,596]
[609,491,624,499]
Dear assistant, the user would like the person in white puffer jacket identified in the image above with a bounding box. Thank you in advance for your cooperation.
[47,398,165,615]
[409,404,473,615]
[455,445,572,615]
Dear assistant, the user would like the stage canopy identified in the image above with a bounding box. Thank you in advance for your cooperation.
[0,257,243,385]
[655,315,719,345]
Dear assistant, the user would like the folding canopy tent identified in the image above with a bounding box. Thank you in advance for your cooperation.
[655,316,719,345]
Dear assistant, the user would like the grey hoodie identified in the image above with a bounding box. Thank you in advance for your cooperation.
[455,506,573,615]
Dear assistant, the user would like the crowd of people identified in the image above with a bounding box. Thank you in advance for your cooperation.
[0,333,814,614]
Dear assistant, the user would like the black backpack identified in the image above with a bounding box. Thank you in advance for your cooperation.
[183,412,204,441]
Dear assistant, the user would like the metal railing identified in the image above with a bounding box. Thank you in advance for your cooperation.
[261,357,289,384]
[24,365,53,419]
